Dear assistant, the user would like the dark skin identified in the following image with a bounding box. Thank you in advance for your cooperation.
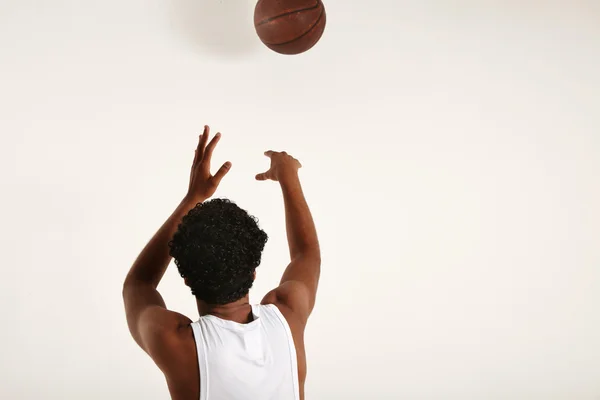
[123,126,320,400]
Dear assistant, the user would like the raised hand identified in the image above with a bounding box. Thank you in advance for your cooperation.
[255,151,302,183]
[187,126,231,202]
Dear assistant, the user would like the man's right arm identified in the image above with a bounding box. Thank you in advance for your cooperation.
[276,172,321,320]
[256,151,321,323]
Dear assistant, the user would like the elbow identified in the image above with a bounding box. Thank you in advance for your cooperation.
[122,273,141,296]
[312,251,322,265]
[294,240,320,262]
[307,243,321,263]
[123,271,136,288]
[123,272,158,292]
[122,275,133,298]
[298,249,321,265]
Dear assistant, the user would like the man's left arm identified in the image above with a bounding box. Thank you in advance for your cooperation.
[122,126,231,356]
[122,198,197,351]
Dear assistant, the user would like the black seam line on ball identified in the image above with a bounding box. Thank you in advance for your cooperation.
[256,1,321,26]
[263,4,324,46]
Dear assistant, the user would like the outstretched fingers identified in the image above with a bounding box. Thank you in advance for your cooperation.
[195,126,210,164]
[257,151,276,180]
[203,132,221,165]
[212,162,232,185]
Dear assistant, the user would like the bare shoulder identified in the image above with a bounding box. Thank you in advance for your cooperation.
[153,322,200,400]
[261,281,311,334]
[142,311,195,367]
[261,282,309,394]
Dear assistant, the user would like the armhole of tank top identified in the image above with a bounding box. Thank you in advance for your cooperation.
[190,321,209,400]
[268,304,301,400]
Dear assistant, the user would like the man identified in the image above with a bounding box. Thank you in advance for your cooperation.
[123,126,320,400]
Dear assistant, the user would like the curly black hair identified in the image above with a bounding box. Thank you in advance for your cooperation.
[168,198,268,305]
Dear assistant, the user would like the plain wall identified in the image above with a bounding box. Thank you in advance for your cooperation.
[1,0,599,399]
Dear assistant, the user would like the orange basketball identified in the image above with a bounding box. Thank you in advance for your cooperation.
[254,0,327,55]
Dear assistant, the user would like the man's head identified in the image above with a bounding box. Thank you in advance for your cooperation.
[168,198,268,305]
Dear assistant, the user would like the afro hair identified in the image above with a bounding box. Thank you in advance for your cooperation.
[168,198,268,305]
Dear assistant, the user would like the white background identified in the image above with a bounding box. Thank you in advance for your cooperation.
[1,1,599,399]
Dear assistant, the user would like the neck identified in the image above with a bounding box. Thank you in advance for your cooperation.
[196,295,253,322]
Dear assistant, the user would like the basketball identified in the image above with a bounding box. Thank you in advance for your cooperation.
[254,0,327,55]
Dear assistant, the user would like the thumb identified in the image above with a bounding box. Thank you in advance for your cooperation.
[255,171,270,181]
[212,162,232,185]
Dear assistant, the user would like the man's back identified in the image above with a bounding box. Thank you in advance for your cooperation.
[191,304,298,400]
[159,297,308,400]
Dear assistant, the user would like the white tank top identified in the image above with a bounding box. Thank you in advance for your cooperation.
[190,303,300,400]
